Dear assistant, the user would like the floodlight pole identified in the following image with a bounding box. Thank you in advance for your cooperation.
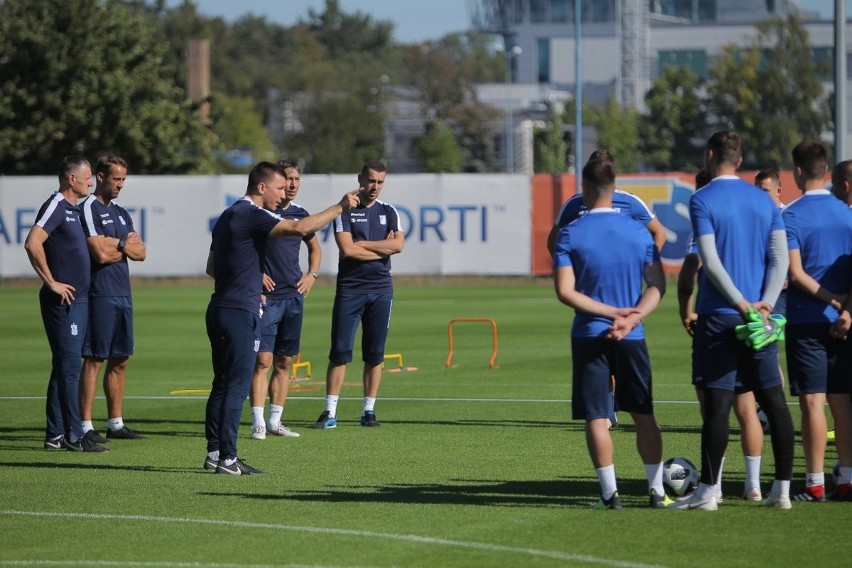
[504,45,522,174]
[836,0,846,161]
[574,0,582,195]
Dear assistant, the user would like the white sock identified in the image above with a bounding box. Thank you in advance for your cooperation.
[805,472,825,487]
[714,456,725,495]
[325,395,339,417]
[107,417,124,431]
[81,420,94,434]
[251,406,265,428]
[839,467,852,485]
[223,456,237,467]
[770,479,790,499]
[208,450,219,462]
[744,455,761,490]
[595,464,618,500]
[694,482,715,501]
[363,397,376,414]
[644,462,665,495]
[268,404,283,427]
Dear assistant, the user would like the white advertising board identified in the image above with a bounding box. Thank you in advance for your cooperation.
[0,174,531,278]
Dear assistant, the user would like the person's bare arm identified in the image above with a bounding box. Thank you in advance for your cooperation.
[788,249,847,310]
[24,225,76,304]
[296,235,323,296]
[335,231,382,261]
[677,253,701,335]
[357,230,405,257]
[269,191,359,238]
[609,261,666,340]
[554,265,626,319]
[646,217,667,252]
[122,232,146,261]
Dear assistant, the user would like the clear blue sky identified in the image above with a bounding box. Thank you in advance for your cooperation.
[167,0,473,44]
[168,1,848,43]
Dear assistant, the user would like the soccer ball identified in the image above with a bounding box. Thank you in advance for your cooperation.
[663,456,699,497]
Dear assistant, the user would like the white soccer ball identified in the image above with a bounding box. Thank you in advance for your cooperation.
[663,456,699,497]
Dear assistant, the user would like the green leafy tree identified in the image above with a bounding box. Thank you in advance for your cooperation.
[0,0,215,174]
[586,99,640,172]
[534,102,568,174]
[416,121,463,173]
[705,14,830,168]
[209,94,277,172]
[640,65,706,171]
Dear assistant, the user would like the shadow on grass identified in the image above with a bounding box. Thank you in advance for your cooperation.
[4,461,203,474]
[200,477,654,508]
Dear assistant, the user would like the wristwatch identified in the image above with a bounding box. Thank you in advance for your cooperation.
[310,271,319,279]
[117,238,127,251]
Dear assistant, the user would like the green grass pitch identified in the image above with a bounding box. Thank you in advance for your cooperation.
[0,278,848,567]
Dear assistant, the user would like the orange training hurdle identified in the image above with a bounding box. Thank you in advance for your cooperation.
[445,318,499,368]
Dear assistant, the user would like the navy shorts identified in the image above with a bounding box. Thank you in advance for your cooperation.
[571,338,653,420]
[693,314,782,392]
[786,323,849,395]
[259,295,304,356]
[329,291,393,365]
[83,295,134,359]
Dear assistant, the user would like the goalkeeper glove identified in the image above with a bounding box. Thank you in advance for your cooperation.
[735,308,786,350]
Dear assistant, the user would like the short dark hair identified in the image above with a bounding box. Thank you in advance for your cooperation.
[791,140,828,180]
[58,155,91,183]
[360,159,387,178]
[831,160,852,198]
[695,169,712,189]
[247,161,282,194]
[754,169,780,186]
[587,149,614,166]
[706,130,742,167]
[582,159,616,193]
[276,159,301,173]
[96,155,127,177]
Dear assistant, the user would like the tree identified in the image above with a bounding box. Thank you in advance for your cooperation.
[705,14,830,169]
[534,101,568,174]
[586,99,640,172]
[640,65,706,171]
[209,94,277,172]
[416,121,464,173]
[0,0,215,174]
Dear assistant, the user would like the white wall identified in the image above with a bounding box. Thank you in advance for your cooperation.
[0,174,531,278]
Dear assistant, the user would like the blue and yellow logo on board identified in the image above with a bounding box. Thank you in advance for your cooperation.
[618,176,696,269]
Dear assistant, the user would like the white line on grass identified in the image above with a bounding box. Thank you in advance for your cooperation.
[1,510,664,568]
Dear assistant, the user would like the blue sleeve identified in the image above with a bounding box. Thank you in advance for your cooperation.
[556,197,581,227]
[629,194,654,224]
[123,205,136,234]
[250,206,281,236]
[782,208,800,251]
[552,227,573,269]
[689,193,713,238]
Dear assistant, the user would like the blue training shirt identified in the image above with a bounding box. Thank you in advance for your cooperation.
[553,209,658,340]
[264,202,314,300]
[80,195,134,297]
[33,192,91,306]
[690,175,784,316]
[209,197,281,312]
[782,190,852,324]
[554,189,655,227]
[334,200,401,293]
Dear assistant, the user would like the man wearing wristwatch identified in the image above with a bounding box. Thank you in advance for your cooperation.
[248,160,321,440]
[79,155,147,442]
